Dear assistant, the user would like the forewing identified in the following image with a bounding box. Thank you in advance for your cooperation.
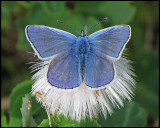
[25,25,77,60]
[85,52,115,88]
[47,52,81,89]
[88,25,131,59]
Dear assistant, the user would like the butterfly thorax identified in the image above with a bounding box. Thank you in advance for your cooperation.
[77,37,89,54]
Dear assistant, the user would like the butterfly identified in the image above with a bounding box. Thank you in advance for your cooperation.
[25,25,131,89]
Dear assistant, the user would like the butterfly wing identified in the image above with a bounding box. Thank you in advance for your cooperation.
[47,51,81,89]
[88,25,131,59]
[85,52,115,88]
[25,25,77,60]
[85,25,131,88]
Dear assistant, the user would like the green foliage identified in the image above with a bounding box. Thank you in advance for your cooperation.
[97,102,147,127]
[8,80,48,127]
[134,51,159,119]
[97,1,135,25]
[14,1,135,50]
[76,1,135,25]
[38,115,100,127]
[1,109,8,127]
[9,80,33,127]
[1,3,10,31]
[2,1,159,127]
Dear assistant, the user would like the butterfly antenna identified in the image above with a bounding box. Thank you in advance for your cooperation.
[57,20,80,35]
[84,25,87,36]
[87,17,108,34]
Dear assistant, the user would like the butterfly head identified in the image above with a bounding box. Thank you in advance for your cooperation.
[80,30,87,37]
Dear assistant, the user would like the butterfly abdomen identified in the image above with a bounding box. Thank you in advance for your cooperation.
[74,37,90,81]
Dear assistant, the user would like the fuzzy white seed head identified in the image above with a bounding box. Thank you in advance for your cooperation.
[30,52,136,122]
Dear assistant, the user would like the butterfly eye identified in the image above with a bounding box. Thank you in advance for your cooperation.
[79,34,86,37]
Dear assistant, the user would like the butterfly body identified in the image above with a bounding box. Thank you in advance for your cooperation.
[73,33,90,81]
[26,25,131,89]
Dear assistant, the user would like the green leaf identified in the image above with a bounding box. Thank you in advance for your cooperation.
[130,21,145,55]
[1,109,8,127]
[98,102,147,127]
[75,1,104,16]
[76,1,135,26]
[134,51,159,119]
[30,95,48,125]
[30,96,44,117]
[40,1,65,16]
[38,118,51,127]
[97,1,135,25]
[38,114,100,127]
[135,84,159,120]
[9,80,33,127]
[21,94,37,127]
[33,107,48,126]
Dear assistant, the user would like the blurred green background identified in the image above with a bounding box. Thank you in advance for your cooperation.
[1,1,159,127]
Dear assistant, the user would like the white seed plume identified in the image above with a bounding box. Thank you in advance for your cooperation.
[30,51,136,122]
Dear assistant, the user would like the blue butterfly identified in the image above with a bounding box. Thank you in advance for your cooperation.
[25,25,131,89]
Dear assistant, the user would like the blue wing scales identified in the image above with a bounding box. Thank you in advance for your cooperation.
[85,52,115,88]
[88,25,131,59]
[25,25,77,60]
[47,52,81,89]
